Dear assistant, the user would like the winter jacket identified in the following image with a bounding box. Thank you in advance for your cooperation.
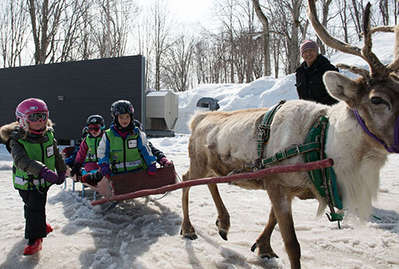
[0,121,67,185]
[13,131,56,190]
[97,124,156,174]
[74,134,102,172]
[295,54,339,105]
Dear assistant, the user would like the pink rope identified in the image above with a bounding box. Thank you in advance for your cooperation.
[91,158,334,206]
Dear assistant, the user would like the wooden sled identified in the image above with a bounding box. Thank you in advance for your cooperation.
[85,165,177,205]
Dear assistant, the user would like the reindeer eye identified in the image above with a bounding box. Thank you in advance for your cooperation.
[370,96,390,109]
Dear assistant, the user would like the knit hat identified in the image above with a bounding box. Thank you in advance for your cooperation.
[300,40,318,56]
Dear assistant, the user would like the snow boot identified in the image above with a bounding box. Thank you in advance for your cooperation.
[46,223,53,235]
[23,239,42,255]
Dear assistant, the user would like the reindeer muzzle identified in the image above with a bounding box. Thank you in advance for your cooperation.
[354,110,399,154]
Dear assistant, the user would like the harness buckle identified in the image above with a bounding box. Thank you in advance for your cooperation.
[296,144,300,154]
[281,150,287,160]
[257,124,269,138]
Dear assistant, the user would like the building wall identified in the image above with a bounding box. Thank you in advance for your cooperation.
[0,55,145,144]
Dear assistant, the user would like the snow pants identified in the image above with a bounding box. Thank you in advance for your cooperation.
[18,189,48,241]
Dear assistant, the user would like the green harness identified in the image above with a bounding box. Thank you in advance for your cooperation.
[257,100,344,226]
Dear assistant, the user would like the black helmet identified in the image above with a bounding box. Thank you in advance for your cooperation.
[110,100,134,119]
[86,114,105,128]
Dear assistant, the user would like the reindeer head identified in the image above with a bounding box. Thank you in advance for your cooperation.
[308,0,399,153]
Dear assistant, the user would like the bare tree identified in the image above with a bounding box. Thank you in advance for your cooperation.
[56,0,90,62]
[268,0,305,74]
[151,0,171,91]
[251,0,271,76]
[315,0,333,55]
[350,0,364,40]
[92,0,131,58]
[379,0,389,25]
[0,0,29,67]
[27,0,67,64]
[162,35,195,91]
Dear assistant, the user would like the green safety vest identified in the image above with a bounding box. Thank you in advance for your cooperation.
[13,131,55,190]
[105,129,147,173]
[84,135,101,163]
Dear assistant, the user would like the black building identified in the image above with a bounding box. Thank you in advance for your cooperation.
[0,55,145,144]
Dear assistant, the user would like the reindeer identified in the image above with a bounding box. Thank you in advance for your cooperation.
[181,1,399,268]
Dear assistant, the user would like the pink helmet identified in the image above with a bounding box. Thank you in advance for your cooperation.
[15,98,49,133]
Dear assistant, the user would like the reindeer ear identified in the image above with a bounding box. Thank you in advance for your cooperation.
[323,71,359,107]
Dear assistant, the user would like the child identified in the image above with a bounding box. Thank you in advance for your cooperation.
[0,98,66,255]
[70,115,105,186]
[97,100,157,177]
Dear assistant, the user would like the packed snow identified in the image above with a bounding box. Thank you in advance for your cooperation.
[0,32,398,269]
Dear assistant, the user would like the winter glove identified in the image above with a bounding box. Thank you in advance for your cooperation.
[70,162,82,177]
[159,157,172,167]
[56,171,66,185]
[82,171,103,186]
[147,163,157,176]
[10,128,25,140]
[40,167,58,184]
[99,163,112,178]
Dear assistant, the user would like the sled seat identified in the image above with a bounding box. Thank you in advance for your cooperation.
[86,165,177,202]
[111,165,177,195]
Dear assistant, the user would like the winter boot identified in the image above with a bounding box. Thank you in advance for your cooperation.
[46,223,53,235]
[23,239,42,255]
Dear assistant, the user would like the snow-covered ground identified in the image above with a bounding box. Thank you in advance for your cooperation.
[0,32,398,268]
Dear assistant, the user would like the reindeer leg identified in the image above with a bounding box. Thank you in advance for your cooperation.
[207,183,230,240]
[267,186,300,269]
[181,186,198,240]
[252,206,279,259]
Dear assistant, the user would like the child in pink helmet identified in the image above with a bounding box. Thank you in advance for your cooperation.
[0,98,67,255]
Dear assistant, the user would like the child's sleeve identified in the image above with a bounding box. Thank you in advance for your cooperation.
[53,139,67,174]
[137,129,156,166]
[97,133,110,165]
[9,139,44,177]
[148,141,166,162]
[74,138,88,165]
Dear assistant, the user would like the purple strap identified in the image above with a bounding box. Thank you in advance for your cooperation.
[353,110,399,153]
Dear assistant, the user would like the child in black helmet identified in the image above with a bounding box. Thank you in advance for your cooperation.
[71,115,105,186]
[97,100,157,177]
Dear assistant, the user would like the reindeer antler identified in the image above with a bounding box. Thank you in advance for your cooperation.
[387,25,399,72]
[307,0,396,80]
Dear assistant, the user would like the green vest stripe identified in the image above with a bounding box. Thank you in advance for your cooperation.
[84,136,101,163]
[13,131,55,190]
[105,129,146,173]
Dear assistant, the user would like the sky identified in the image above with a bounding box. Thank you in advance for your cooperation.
[0,31,398,268]
[167,0,214,25]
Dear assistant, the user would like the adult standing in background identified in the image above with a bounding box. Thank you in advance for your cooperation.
[295,39,339,105]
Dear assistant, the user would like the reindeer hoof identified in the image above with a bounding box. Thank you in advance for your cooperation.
[251,242,279,258]
[219,230,228,241]
[215,220,228,241]
[185,234,198,240]
[251,242,257,252]
[180,229,198,240]
[260,253,279,259]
